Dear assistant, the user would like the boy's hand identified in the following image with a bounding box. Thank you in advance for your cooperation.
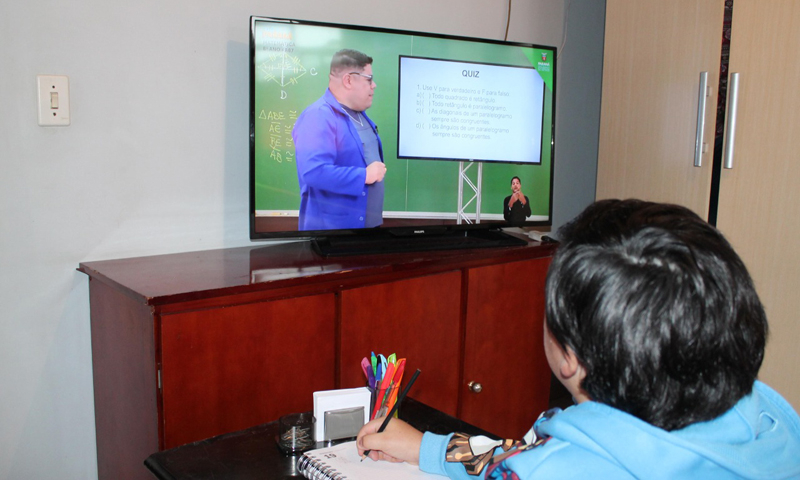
[356,417,424,464]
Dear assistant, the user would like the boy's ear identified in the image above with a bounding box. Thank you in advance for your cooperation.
[560,346,590,403]
[560,346,584,380]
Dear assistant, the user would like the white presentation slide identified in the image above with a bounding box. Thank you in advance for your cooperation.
[397,56,545,164]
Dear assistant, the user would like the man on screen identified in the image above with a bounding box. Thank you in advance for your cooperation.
[292,49,387,231]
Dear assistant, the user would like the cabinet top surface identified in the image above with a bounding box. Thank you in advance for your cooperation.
[78,238,556,306]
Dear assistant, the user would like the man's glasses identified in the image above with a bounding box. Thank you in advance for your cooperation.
[348,72,374,83]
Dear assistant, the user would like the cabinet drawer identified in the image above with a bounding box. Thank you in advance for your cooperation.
[462,257,552,438]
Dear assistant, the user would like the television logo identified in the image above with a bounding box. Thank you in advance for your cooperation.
[538,52,551,72]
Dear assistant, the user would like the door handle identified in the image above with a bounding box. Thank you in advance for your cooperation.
[723,73,741,169]
[694,72,710,167]
[468,381,483,393]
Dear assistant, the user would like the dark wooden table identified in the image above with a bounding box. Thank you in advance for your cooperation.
[144,397,498,479]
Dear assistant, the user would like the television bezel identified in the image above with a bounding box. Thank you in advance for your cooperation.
[249,16,557,241]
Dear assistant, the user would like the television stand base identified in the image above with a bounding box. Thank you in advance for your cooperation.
[312,229,527,257]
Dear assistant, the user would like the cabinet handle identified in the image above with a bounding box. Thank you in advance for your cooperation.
[723,73,741,169]
[694,72,709,167]
[468,381,483,394]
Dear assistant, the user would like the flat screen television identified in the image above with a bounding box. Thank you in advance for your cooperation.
[249,16,556,255]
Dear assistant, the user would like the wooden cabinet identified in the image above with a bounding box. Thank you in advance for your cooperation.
[80,239,556,479]
[715,0,800,410]
[597,0,800,410]
[338,258,553,440]
[597,0,725,217]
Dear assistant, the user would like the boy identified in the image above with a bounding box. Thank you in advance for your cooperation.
[357,199,800,478]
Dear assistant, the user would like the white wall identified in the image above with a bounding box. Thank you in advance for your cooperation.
[0,1,585,478]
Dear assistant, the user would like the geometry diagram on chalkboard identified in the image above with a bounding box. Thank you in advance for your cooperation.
[258,52,308,87]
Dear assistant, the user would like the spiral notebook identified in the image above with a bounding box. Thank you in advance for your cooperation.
[296,440,437,479]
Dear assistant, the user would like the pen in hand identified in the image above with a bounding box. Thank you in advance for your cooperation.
[361,368,421,461]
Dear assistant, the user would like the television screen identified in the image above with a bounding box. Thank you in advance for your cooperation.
[250,16,556,243]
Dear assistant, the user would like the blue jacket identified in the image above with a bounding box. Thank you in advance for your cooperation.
[419,381,800,479]
[292,89,383,231]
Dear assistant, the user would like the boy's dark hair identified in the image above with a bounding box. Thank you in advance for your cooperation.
[330,49,373,75]
[545,199,768,431]
[511,176,521,185]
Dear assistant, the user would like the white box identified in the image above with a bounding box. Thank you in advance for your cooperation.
[312,387,371,442]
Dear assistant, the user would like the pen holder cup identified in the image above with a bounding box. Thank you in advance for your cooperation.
[277,412,316,455]
[368,384,399,421]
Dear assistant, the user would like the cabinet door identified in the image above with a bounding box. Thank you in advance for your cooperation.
[597,0,724,217]
[716,0,800,410]
[340,271,462,416]
[461,258,551,439]
[160,293,336,449]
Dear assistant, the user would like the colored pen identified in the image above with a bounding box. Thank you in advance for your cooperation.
[362,357,376,388]
[385,358,406,411]
[361,357,370,378]
[379,354,387,371]
[371,362,395,420]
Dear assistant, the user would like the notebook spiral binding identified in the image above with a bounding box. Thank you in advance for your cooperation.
[296,454,347,479]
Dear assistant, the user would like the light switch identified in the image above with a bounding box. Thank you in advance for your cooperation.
[37,75,70,126]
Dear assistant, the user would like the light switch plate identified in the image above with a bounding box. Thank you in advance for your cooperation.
[37,75,70,126]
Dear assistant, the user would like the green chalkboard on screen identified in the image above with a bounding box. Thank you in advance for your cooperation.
[251,17,555,231]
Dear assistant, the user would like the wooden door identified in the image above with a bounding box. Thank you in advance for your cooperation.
[339,271,463,417]
[160,293,336,449]
[461,258,552,439]
[596,0,725,218]
[716,0,800,410]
